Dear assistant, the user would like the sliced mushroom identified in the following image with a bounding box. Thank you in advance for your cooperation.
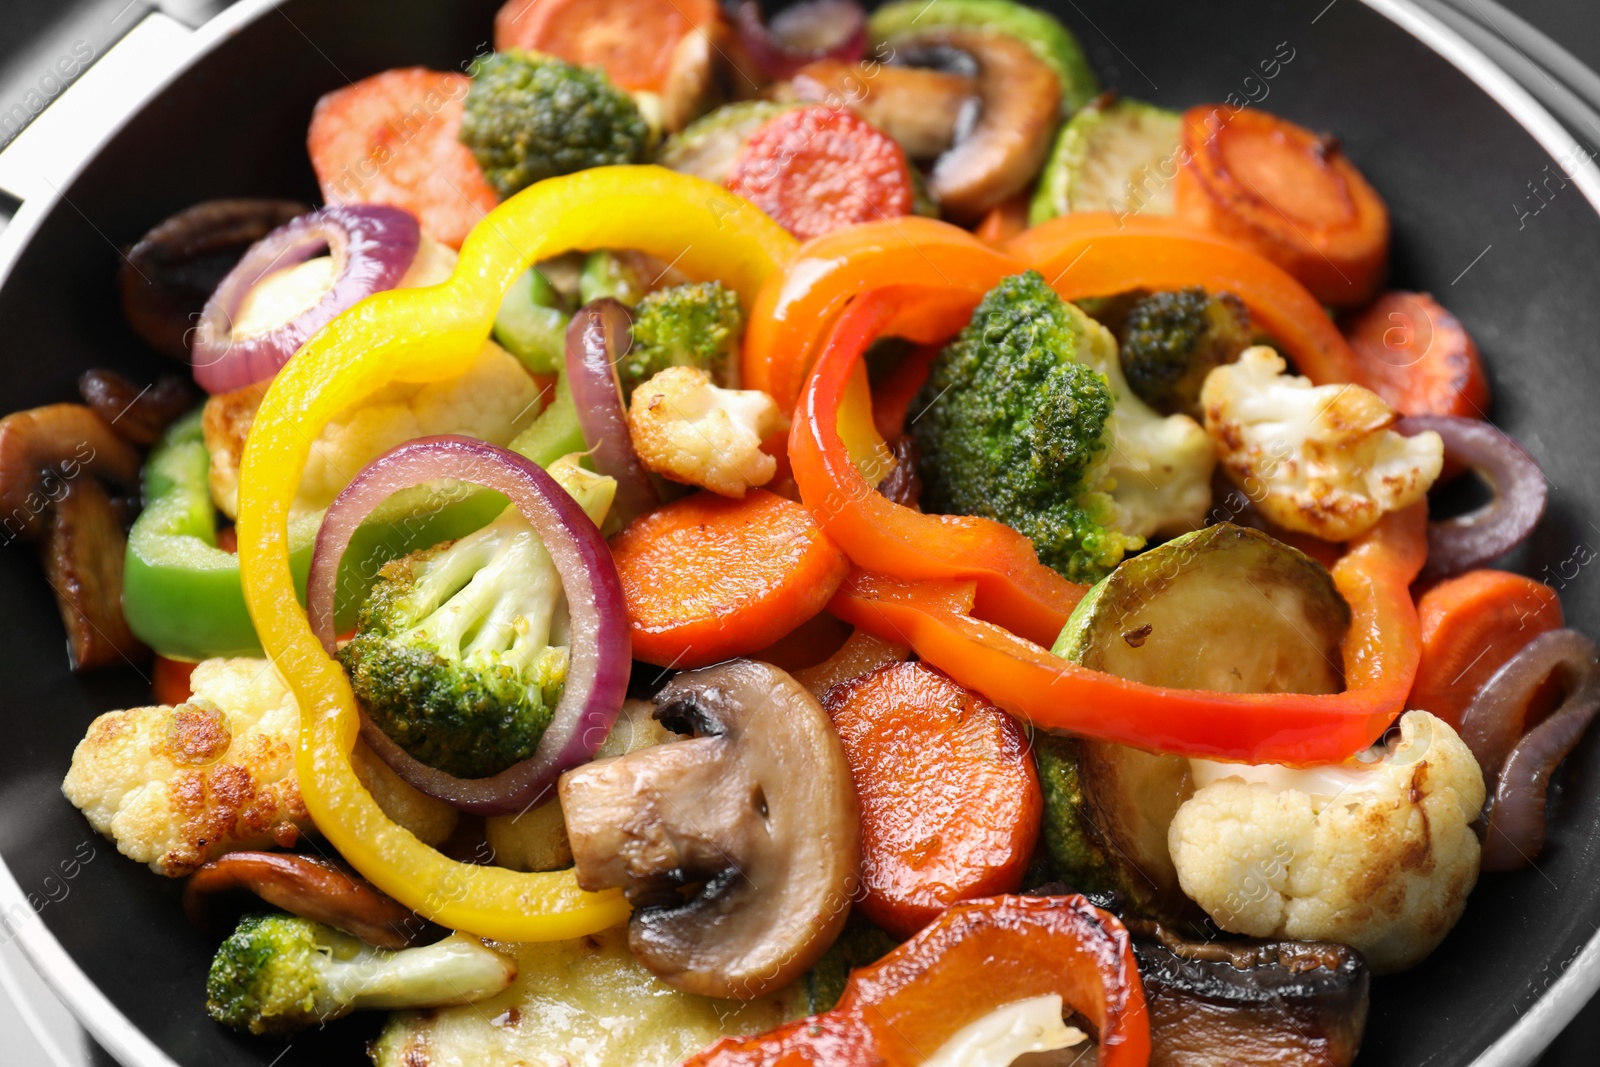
[0,404,145,669]
[909,30,1061,221]
[560,660,860,999]
[1128,921,1369,1067]
[79,369,200,446]
[183,851,437,950]
[780,59,980,160]
[119,198,310,360]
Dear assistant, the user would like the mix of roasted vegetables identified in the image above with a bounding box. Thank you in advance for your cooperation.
[11,0,1595,1064]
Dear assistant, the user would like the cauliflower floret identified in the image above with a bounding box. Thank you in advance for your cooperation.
[626,366,788,497]
[62,657,456,875]
[1201,346,1443,541]
[1168,711,1486,973]
[1076,314,1216,539]
[203,237,543,519]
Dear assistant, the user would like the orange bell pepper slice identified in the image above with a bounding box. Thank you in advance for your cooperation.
[829,499,1426,765]
[743,217,1024,415]
[789,287,1084,646]
[683,895,1149,1067]
[1008,212,1369,387]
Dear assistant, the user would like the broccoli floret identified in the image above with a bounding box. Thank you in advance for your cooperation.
[910,271,1139,584]
[618,281,744,398]
[1117,287,1253,418]
[338,456,616,779]
[206,913,514,1036]
[460,50,650,198]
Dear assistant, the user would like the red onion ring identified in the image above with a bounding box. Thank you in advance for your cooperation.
[1460,629,1600,871]
[1397,415,1547,581]
[191,204,420,395]
[566,299,661,527]
[306,435,631,815]
[731,0,868,81]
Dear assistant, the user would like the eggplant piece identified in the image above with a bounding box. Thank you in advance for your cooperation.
[1131,922,1369,1067]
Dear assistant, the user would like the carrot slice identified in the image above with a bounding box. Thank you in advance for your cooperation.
[749,610,853,672]
[1175,104,1390,307]
[824,661,1042,938]
[152,656,197,706]
[726,106,915,241]
[1341,291,1491,419]
[793,629,911,699]
[494,0,719,93]
[610,489,850,668]
[307,68,499,249]
[974,191,1031,247]
[1410,570,1563,729]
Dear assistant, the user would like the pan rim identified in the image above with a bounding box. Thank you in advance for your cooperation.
[0,0,1595,1064]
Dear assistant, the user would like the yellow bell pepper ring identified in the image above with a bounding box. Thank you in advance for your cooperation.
[237,166,798,942]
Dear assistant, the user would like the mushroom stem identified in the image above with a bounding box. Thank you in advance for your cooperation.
[560,660,860,1000]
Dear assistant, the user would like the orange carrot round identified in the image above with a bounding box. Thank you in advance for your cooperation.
[494,0,720,94]
[974,192,1031,247]
[726,106,914,241]
[610,489,850,668]
[1342,291,1491,419]
[1410,570,1564,729]
[1175,104,1389,307]
[307,68,499,249]
[824,661,1042,938]
[152,655,197,706]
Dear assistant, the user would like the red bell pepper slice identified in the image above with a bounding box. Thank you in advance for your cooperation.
[788,287,1085,646]
[828,497,1426,765]
[1008,212,1369,386]
[683,895,1150,1067]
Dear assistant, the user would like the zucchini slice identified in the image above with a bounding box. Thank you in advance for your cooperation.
[656,101,799,184]
[869,0,1100,115]
[1035,523,1351,923]
[1054,522,1350,693]
[1030,96,1182,225]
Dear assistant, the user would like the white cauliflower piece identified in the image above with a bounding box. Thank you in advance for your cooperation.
[1201,346,1443,541]
[62,657,456,875]
[1168,711,1486,973]
[203,236,544,519]
[1076,313,1216,539]
[627,366,788,497]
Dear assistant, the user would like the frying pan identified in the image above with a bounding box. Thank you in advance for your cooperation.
[1,1,1599,1064]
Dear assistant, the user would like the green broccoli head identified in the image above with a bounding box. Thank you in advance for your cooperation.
[618,281,745,398]
[460,50,650,198]
[1116,287,1252,418]
[910,271,1141,584]
[339,457,615,780]
[206,914,515,1036]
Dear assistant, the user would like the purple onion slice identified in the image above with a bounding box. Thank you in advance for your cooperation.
[732,0,868,81]
[307,435,631,815]
[191,204,421,395]
[566,299,661,527]
[1467,629,1600,871]
[1398,415,1547,581]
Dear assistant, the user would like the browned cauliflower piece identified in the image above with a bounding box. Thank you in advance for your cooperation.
[62,657,455,875]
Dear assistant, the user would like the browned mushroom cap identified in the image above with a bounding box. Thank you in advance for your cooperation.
[559,660,860,999]
[913,30,1060,221]
[183,851,435,950]
[79,369,200,446]
[782,60,980,160]
[0,404,145,669]
[119,198,309,360]
[1128,920,1370,1067]
[0,404,140,543]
